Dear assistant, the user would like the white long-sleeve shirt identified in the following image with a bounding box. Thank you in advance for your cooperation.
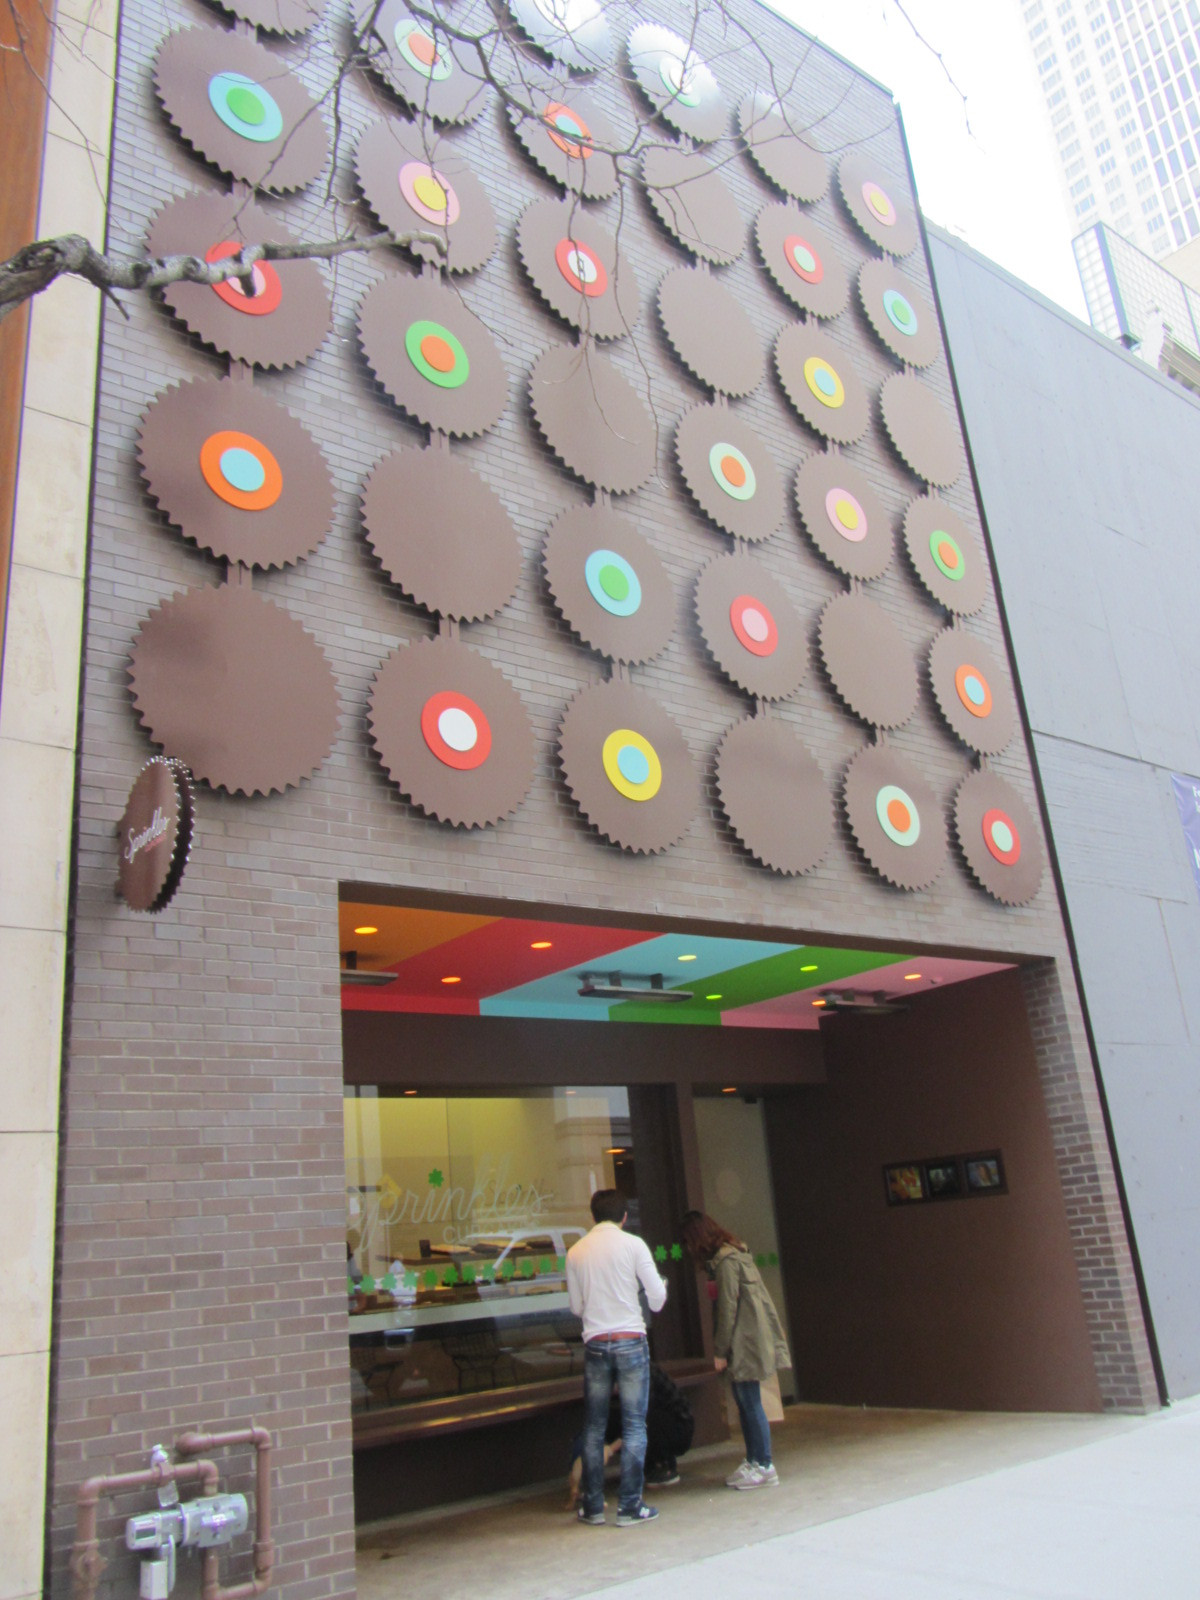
[566,1220,667,1342]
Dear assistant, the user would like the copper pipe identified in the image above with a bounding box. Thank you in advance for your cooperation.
[71,1459,219,1600]
[176,1427,273,1600]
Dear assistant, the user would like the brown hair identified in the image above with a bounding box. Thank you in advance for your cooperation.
[679,1210,744,1262]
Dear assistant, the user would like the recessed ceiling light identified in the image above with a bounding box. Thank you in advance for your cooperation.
[404,1089,418,1096]
[677,953,697,962]
[812,998,826,1008]
[904,973,923,982]
[722,1086,737,1094]
[354,925,378,936]
[531,940,552,949]
[605,1147,627,1155]
[706,993,722,1001]
[441,975,462,985]
[800,964,818,972]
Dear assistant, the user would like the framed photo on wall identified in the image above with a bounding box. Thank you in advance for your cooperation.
[923,1157,963,1199]
[964,1151,1007,1196]
[883,1162,926,1205]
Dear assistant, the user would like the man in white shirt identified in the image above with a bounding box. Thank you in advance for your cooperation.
[566,1188,668,1527]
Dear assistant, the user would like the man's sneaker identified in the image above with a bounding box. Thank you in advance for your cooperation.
[615,1503,659,1526]
[724,1459,755,1487]
[576,1507,605,1526]
[644,1467,681,1487]
[734,1463,779,1490]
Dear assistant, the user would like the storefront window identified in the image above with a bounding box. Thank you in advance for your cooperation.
[345,1087,637,1411]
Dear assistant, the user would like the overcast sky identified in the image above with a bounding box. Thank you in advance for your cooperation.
[768,0,1088,318]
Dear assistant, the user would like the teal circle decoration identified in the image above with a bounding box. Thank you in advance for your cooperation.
[882,287,917,336]
[876,783,921,847]
[207,72,284,142]
[585,548,642,616]
[219,446,266,493]
[617,743,651,785]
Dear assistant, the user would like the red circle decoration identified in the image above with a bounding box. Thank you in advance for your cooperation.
[982,807,1021,865]
[206,241,284,314]
[420,690,493,770]
[554,236,608,297]
[729,595,778,658]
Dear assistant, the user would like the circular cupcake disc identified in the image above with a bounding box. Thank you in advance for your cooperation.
[879,372,966,487]
[516,196,640,340]
[738,93,829,203]
[928,626,1016,756]
[675,402,785,544]
[643,146,744,266]
[794,451,893,582]
[529,343,656,496]
[543,504,675,665]
[695,550,809,701]
[954,768,1044,905]
[837,152,919,256]
[902,493,988,615]
[755,203,849,320]
[657,266,764,397]
[818,591,918,729]
[355,117,497,275]
[858,258,940,369]
[716,714,832,876]
[774,323,870,446]
[844,742,947,891]
[358,0,491,125]
[627,22,727,144]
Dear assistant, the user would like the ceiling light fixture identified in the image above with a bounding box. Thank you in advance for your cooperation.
[800,964,818,972]
[353,925,379,936]
[577,971,692,1002]
[531,940,553,949]
[677,953,697,962]
[706,993,722,1001]
[441,975,462,985]
[904,973,922,982]
[721,1086,737,1094]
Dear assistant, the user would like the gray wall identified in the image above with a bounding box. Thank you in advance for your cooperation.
[930,230,1200,1399]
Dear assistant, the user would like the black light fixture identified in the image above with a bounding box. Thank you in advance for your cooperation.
[339,950,397,988]
[817,989,907,1016]
[577,971,693,1002]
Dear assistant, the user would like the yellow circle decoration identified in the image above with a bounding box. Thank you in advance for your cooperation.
[601,728,662,801]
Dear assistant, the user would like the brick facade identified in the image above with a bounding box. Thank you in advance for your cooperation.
[47,0,1156,1593]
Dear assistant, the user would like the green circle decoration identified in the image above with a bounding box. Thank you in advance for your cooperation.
[404,319,470,388]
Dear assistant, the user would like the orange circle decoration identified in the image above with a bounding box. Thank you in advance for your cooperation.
[138,376,334,569]
[420,690,493,770]
[199,430,283,510]
[206,241,283,315]
[544,100,593,157]
[954,662,993,719]
[928,628,1015,755]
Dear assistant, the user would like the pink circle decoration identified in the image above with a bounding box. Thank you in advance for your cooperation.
[729,595,778,657]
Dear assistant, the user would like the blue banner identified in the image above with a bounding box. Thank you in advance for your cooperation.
[1170,773,1200,903]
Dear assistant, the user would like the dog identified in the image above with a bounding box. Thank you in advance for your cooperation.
[565,1438,621,1510]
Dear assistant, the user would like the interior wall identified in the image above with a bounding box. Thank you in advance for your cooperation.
[768,969,1103,1413]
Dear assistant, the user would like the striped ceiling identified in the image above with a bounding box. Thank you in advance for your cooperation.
[339,903,1013,1030]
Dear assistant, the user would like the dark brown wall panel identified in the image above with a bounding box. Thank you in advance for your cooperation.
[768,970,1103,1413]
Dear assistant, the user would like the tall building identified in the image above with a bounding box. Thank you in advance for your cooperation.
[1019,0,1200,258]
[1075,219,1200,390]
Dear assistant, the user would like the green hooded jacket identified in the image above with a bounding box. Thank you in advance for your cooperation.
[710,1242,791,1383]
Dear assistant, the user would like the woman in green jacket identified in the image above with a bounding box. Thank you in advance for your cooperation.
[680,1210,791,1491]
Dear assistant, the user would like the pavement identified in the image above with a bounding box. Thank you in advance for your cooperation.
[356,1399,1200,1600]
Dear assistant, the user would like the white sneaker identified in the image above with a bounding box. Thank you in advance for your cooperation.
[734,1463,779,1490]
[724,1459,755,1487]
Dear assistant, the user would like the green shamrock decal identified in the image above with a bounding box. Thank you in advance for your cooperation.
[555,1255,566,1272]
[767,1251,779,1268]
[442,1266,459,1287]
[380,1273,397,1293]
[404,1270,418,1290]
[653,1244,668,1263]
[501,1258,516,1280]
[538,1256,553,1276]
[480,1262,496,1282]
[670,1243,683,1261]
[427,1168,444,1188]
[461,1264,476,1285]
[423,1267,438,1289]
[519,1258,535,1278]
[754,1253,767,1268]
[361,1274,376,1293]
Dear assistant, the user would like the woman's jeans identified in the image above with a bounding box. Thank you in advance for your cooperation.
[731,1378,772,1467]
[581,1335,650,1516]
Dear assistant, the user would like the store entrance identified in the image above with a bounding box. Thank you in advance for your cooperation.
[694,1093,795,1402]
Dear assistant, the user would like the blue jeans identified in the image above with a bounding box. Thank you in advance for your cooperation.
[731,1378,772,1467]
[581,1336,650,1517]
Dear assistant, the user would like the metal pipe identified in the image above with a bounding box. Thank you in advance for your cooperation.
[176,1427,273,1600]
[71,1459,219,1600]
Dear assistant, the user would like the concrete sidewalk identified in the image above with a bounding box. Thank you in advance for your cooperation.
[357,1400,1200,1600]
[584,1399,1200,1600]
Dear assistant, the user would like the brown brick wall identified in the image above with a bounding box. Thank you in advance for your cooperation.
[47,0,1155,1592]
